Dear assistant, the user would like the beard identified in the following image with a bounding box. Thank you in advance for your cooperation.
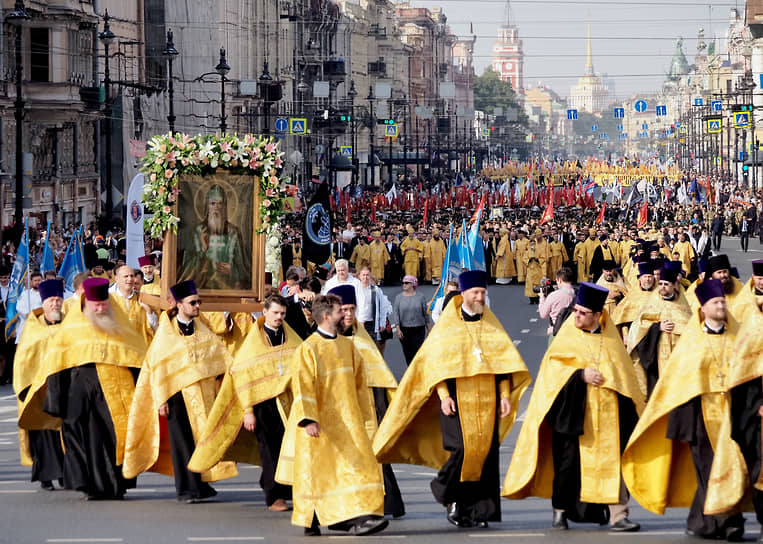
[47,309,63,323]
[722,277,734,294]
[84,306,121,334]
[207,209,226,235]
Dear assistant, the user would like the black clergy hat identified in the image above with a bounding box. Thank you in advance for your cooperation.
[458,269,488,292]
[753,260,763,277]
[706,254,731,276]
[170,280,197,302]
[39,279,64,301]
[328,284,357,306]
[602,259,616,271]
[659,267,679,284]
[696,278,725,306]
[638,262,655,276]
[576,282,609,313]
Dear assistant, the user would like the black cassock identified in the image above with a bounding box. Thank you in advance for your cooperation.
[634,323,662,399]
[17,382,64,484]
[44,364,137,499]
[667,378,763,538]
[429,376,504,524]
[546,369,638,524]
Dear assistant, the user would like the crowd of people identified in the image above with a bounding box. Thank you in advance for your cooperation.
[4,173,763,540]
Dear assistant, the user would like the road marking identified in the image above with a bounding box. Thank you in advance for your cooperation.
[188,538,264,542]
[0,480,26,483]
[0,490,36,494]
[215,487,263,492]
[328,537,405,540]
[127,488,159,493]
[0,406,17,414]
[0,431,21,435]
[47,540,124,543]
[515,410,526,422]
[607,531,685,536]
[529,318,538,322]
[513,340,522,345]
[469,533,544,538]
[0,394,18,401]
[0,417,18,423]
[412,472,436,477]
[520,329,530,334]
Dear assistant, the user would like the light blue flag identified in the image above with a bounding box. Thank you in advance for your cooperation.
[429,224,464,312]
[40,220,55,274]
[467,208,486,272]
[459,219,473,271]
[58,227,87,294]
[5,219,29,341]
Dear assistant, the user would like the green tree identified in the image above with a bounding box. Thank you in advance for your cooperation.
[474,67,526,125]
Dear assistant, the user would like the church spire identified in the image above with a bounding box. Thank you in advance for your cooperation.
[503,0,512,27]
[585,24,594,75]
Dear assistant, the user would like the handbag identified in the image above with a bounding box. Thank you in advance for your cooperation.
[379,318,393,340]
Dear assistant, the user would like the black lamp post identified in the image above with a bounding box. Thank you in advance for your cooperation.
[215,48,230,133]
[258,62,273,136]
[6,0,30,233]
[162,29,179,135]
[367,85,375,188]
[99,10,116,220]
[347,80,357,183]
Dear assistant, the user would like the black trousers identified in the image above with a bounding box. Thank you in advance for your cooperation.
[28,429,64,483]
[430,398,501,523]
[167,391,216,501]
[741,233,750,252]
[712,232,722,251]
[252,398,292,505]
[373,387,405,517]
[399,326,426,365]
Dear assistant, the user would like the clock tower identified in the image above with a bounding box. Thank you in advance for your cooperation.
[492,1,524,94]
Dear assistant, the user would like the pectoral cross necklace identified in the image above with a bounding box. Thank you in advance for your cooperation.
[462,315,485,363]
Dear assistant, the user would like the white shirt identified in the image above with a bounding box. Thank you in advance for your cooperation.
[321,274,361,295]
[15,288,42,344]
[355,284,374,322]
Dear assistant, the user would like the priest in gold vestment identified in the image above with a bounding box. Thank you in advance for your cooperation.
[368,232,390,282]
[329,284,404,518]
[729,259,763,322]
[123,280,237,502]
[13,279,65,490]
[595,260,628,317]
[400,230,423,278]
[622,279,751,540]
[524,232,547,304]
[502,282,643,532]
[612,261,656,345]
[110,265,157,345]
[688,255,744,312]
[188,294,302,511]
[374,270,530,528]
[494,228,516,285]
[275,294,388,536]
[428,228,448,285]
[626,266,691,398]
[42,278,147,500]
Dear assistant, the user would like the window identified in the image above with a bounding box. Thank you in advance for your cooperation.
[30,27,49,82]
[68,28,93,85]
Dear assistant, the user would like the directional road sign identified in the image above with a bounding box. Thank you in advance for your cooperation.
[613,107,625,119]
[734,112,751,128]
[289,118,307,135]
[275,117,288,132]
[711,100,723,112]
[599,132,606,139]
[567,109,578,120]
[482,128,490,137]
[592,124,598,132]
[641,123,648,130]
[656,105,667,116]
[340,145,353,158]
[385,124,399,138]
[693,98,704,107]
[707,119,722,133]
[617,124,623,132]
[634,100,647,113]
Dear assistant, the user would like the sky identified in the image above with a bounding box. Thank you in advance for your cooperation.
[408,0,744,100]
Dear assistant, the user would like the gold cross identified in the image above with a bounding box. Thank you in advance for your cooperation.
[716,369,725,388]
[473,346,483,363]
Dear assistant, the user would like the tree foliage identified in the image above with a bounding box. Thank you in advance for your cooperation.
[474,68,527,126]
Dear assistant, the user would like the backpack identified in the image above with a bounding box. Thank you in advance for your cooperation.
[552,289,578,336]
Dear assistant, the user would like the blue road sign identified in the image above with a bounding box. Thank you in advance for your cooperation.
[289,118,307,134]
[600,132,606,139]
[693,98,704,107]
[656,105,667,116]
[592,124,598,132]
[739,151,745,161]
[734,112,751,128]
[711,100,723,112]
[275,117,288,132]
[634,100,647,113]
[385,124,399,138]
[567,109,578,120]
[641,123,648,130]
[340,145,353,158]
[614,107,625,119]
[617,124,623,132]
[675,122,681,128]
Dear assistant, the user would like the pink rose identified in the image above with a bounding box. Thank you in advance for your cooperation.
[165,169,174,179]
[162,206,171,213]
[262,199,272,207]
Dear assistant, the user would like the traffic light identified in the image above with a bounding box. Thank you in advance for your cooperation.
[377,119,394,125]
[732,104,754,112]
[339,114,352,122]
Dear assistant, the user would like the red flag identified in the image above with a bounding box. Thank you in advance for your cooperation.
[422,197,429,227]
[371,198,377,223]
[596,202,606,224]
[637,201,648,228]
[539,201,554,225]
[346,200,352,225]
[470,193,487,224]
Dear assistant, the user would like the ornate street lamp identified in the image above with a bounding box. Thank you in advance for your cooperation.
[162,30,179,134]
[215,48,230,133]
[99,10,116,220]
[347,80,357,183]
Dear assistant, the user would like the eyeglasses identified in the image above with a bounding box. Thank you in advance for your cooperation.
[402,281,413,285]
[186,299,202,307]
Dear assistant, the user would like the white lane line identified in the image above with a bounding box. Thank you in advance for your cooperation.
[0,406,17,414]
[513,340,522,345]
[515,410,526,422]
[0,490,36,494]
[529,318,538,323]
[607,531,685,536]
[328,537,405,540]
[0,480,26,484]
[468,532,541,538]
[412,472,437,477]
[47,540,124,543]
[126,488,159,493]
[520,329,530,334]
[215,487,263,492]
[0,431,20,435]
[188,538,264,542]
[0,417,18,423]
[0,394,18,401]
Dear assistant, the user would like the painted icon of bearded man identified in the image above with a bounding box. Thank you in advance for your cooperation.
[179,184,251,290]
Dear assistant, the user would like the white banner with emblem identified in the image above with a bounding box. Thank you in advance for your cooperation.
[125,173,145,269]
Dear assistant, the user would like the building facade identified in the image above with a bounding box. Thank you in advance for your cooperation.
[568,25,609,114]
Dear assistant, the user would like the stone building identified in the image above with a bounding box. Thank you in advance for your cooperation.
[568,25,609,114]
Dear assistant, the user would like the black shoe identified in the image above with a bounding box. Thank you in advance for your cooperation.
[757,527,763,543]
[350,518,389,536]
[446,503,472,528]
[304,526,321,536]
[40,481,54,491]
[725,526,744,542]
[552,510,568,530]
[610,518,640,532]
[474,521,489,529]
[58,478,64,488]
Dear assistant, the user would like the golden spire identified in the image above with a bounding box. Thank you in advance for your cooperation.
[585,24,594,76]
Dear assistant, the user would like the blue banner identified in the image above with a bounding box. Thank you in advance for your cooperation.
[5,220,29,341]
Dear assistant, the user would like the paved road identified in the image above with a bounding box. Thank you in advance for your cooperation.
[0,238,760,544]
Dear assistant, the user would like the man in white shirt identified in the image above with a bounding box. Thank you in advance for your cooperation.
[321,259,361,295]
[15,271,43,345]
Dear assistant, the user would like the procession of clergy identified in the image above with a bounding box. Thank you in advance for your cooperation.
[11,240,763,540]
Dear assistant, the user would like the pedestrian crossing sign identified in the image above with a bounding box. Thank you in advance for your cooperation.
[290,118,307,134]
[385,124,398,138]
[734,112,750,128]
[680,126,688,134]
[706,119,721,133]
[340,145,352,158]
